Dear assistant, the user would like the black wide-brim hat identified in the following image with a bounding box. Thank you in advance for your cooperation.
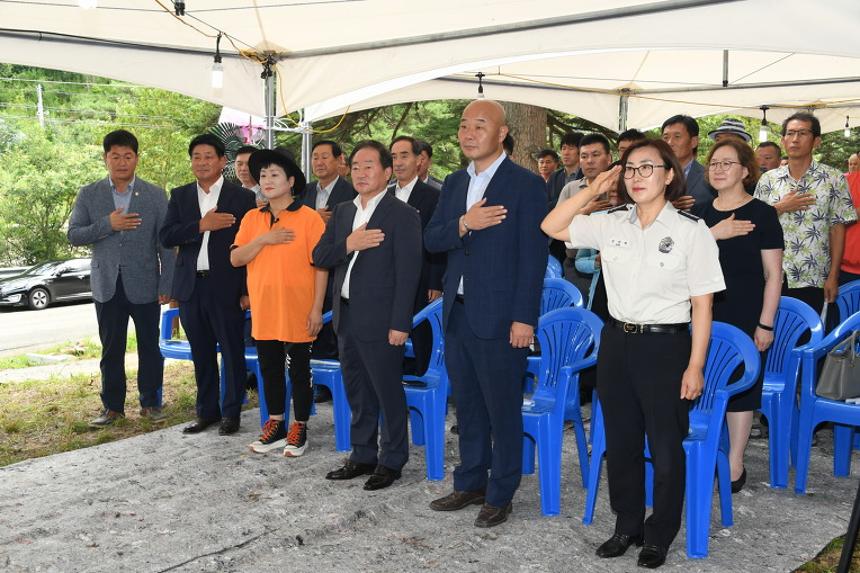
[248,149,306,196]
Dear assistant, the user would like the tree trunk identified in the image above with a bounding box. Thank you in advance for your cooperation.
[501,102,547,174]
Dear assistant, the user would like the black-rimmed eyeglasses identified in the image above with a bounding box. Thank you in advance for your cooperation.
[623,164,668,179]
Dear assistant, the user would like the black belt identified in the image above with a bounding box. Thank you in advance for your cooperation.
[609,318,689,335]
[454,294,465,304]
[196,270,210,278]
[340,296,349,306]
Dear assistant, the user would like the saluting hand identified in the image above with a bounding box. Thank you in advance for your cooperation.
[585,165,621,200]
[710,213,755,240]
[463,198,506,231]
[510,321,534,349]
[110,208,141,231]
[346,224,385,253]
[680,367,704,400]
[199,208,236,232]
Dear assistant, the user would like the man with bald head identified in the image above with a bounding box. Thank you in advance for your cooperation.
[425,100,548,527]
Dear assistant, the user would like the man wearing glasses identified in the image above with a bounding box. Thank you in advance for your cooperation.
[754,112,856,311]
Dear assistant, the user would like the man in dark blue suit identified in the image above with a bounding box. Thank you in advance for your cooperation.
[425,100,548,527]
[160,134,256,436]
[313,140,423,491]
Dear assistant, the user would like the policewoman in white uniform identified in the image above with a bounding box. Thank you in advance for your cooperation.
[541,139,724,569]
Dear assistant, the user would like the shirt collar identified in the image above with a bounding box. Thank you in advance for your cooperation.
[197,175,224,195]
[396,176,418,193]
[109,176,135,194]
[319,176,339,194]
[353,189,387,211]
[626,200,676,228]
[466,151,507,180]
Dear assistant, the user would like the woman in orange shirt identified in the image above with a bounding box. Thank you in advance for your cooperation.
[231,149,327,457]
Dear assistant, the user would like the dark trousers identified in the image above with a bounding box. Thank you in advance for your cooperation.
[178,276,247,420]
[311,283,339,359]
[94,277,162,413]
[338,303,409,470]
[597,324,691,549]
[446,301,528,507]
[256,340,313,421]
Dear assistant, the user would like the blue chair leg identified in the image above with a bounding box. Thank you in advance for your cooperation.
[257,362,269,427]
[794,412,816,494]
[331,372,352,452]
[423,391,446,481]
[537,420,563,516]
[583,404,606,525]
[410,407,426,446]
[717,429,733,527]
[834,424,854,477]
[522,434,536,475]
[568,406,590,488]
[685,447,713,559]
[765,400,788,488]
[644,455,654,509]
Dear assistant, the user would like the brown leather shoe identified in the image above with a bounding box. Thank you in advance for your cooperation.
[474,502,512,528]
[140,407,167,423]
[429,490,486,512]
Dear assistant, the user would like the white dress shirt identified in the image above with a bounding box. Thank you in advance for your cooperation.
[458,152,507,294]
[341,190,387,299]
[315,176,339,210]
[394,176,418,204]
[196,176,224,271]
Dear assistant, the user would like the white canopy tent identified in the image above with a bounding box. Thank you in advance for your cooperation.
[1,0,859,158]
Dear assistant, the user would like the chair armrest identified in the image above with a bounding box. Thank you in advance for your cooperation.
[160,307,179,340]
[322,311,332,325]
[567,355,597,374]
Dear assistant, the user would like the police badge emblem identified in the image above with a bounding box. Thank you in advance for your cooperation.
[658,237,674,253]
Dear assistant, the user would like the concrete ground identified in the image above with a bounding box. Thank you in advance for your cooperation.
[0,404,856,573]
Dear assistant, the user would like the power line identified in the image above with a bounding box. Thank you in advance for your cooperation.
[1,114,175,129]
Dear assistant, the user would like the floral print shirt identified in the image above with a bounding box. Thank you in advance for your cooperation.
[754,160,856,288]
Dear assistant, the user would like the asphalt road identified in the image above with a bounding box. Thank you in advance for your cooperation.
[0,300,99,356]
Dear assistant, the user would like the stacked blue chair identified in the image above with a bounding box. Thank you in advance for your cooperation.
[526,278,585,383]
[521,307,602,516]
[402,298,447,481]
[835,280,860,327]
[583,321,760,558]
[310,311,351,452]
[795,311,860,494]
[758,297,822,488]
[158,307,192,361]
[545,257,563,279]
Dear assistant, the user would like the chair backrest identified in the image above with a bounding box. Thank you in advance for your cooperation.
[836,280,860,326]
[533,307,603,402]
[540,277,584,315]
[764,296,823,385]
[692,321,761,424]
[545,257,563,279]
[411,298,445,375]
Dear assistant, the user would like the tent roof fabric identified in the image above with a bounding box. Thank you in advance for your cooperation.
[2,0,859,133]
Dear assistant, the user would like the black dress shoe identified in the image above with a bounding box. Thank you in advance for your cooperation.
[474,502,512,528]
[429,490,486,511]
[326,460,376,481]
[182,418,219,434]
[731,467,747,494]
[595,532,644,558]
[637,544,668,568]
[363,465,401,491]
[218,417,240,435]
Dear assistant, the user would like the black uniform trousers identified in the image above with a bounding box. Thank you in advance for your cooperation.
[596,323,691,549]
[446,300,528,507]
[338,302,409,471]
[256,340,313,421]
[178,275,247,420]
[94,276,162,413]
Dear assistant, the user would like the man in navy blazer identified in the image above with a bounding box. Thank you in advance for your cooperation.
[425,100,548,527]
[313,140,423,491]
[388,135,445,375]
[160,134,256,436]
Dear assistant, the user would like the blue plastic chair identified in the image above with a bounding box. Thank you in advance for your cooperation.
[757,297,823,488]
[795,310,860,494]
[403,298,448,481]
[545,257,563,279]
[521,307,602,516]
[583,321,761,558]
[835,280,860,327]
[526,278,585,384]
[310,311,351,452]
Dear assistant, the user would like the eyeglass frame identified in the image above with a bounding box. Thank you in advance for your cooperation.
[707,160,743,172]
[623,164,669,179]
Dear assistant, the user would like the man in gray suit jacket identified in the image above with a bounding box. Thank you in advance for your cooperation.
[661,114,715,209]
[68,130,175,427]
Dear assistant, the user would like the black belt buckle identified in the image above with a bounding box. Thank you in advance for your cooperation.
[622,322,643,334]
[196,270,210,278]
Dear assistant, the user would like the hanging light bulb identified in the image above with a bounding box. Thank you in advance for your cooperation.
[211,33,224,90]
[476,72,485,99]
[758,106,769,143]
[78,0,97,8]
[174,1,186,16]
[845,116,851,138]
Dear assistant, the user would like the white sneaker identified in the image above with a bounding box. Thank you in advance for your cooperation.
[248,419,287,454]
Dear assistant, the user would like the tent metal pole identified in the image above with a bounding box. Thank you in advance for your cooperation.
[618,89,630,132]
[722,50,729,88]
[300,111,312,180]
[263,59,276,150]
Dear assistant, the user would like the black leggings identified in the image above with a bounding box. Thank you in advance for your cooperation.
[255,340,313,422]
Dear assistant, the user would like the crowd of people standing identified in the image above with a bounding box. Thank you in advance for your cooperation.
[67,100,860,568]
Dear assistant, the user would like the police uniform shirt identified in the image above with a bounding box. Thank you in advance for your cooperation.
[567,201,725,324]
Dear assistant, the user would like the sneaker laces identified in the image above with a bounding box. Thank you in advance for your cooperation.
[260,419,282,441]
[287,421,306,445]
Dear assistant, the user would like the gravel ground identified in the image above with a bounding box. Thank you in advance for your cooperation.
[0,405,856,573]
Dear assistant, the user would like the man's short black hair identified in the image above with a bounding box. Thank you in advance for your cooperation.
[579,133,611,154]
[188,133,225,157]
[103,130,139,154]
[756,141,782,153]
[312,140,343,158]
[390,135,421,155]
[560,131,584,148]
[536,148,560,161]
[617,129,646,145]
[781,112,822,138]
[350,140,393,170]
[236,145,258,156]
[503,133,515,155]
[416,140,433,158]
[661,114,700,138]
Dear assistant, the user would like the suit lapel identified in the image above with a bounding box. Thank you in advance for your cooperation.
[98,178,117,214]
[482,157,511,205]
[366,192,395,229]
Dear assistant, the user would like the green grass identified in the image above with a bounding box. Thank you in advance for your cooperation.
[795,534,860,572]
[0,333,138,370]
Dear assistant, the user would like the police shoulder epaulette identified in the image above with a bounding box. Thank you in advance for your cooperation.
[678,210,700,222]
[607,204,630,214]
